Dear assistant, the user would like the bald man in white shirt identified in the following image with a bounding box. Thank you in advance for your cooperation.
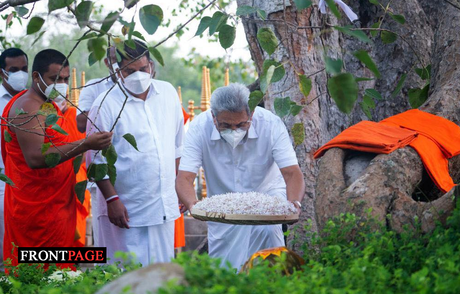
[176,83,305,270]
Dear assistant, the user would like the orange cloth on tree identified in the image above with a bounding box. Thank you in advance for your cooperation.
[313,120,418,158]
[61,107,91,247]
[381,109,460,193]
[1,91,76,270]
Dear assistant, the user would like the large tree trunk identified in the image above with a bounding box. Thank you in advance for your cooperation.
[237,0,460,249]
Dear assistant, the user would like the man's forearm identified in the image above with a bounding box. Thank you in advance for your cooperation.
[176,171,198,210]
[281,165,305,203]
[96,179,118,200]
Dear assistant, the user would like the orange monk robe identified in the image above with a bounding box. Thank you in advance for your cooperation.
[174,107,190,249]
[1,91,76,269]
[61,107,91,247]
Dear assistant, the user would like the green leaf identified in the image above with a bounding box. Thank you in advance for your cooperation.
[364,89,383,100]
[381,31,397,44]
[78,32,98,41]
[257,28,278,55]
[194,16,212,36]
[3,130,12,143]
[274,97,292,118]
[149,47,164,66]
[291,123,305,146]
[325,0,342,19]
[26,17,44,35]
[360,102,372,119]
[369,0,379,5]
[219,25,236,49]
[355,77,374,82]
[256,9,267,20]
[363,95,376,108]
[266,65,276,86]
[325,56,343,75]
[294,0,312,10]
[236,6,257,16]
[75,1,93,29]
[124,0,140,9]
[87,37,107,61]
[298,74,312,98]
[334,26,372,44]
[408,84,429,109]
[101,11,119,33]
[248,91,264,112]
[262,60,285,83]
[104,144,118,165]
[260,73,268,94]
[73,155,83,174]
[75,180,88,205]
[290,103,303,116]
[48,0,73,13]
[132,31,146,41]
[41,142,51,154]
[139,4,163,35]
[327,73,359,114]
[123,133,139,151]
[208,11,227,36]
[108,164,117,186]
[87,163,108,181]
[45,153,61,168]
[391,73,407,98]
[390,13,406,24]
[353,50,381,78]
[31,31,46,46]
[88,52,98,67]
[370,22,380,37]
[45,114,59,126]
[415,65,431,81]
[51,124,69,136]
[0,173,14,186]
[14,6,29,17]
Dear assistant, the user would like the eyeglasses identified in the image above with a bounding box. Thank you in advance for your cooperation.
[215,119,252,131]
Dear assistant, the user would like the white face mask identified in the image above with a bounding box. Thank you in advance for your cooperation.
[220,128,247,149]
[120,66,152,95]
[37,73,68,100]
[3,69,28,92]
[53,95,67,112]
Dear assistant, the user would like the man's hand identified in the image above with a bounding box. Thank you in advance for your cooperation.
[107,200,130,229]
[85,132,113,150]
[291,200,302,215]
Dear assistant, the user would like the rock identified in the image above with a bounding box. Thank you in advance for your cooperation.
[96,263,185,294]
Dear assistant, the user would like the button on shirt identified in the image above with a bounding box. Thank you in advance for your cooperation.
[0,84,13,194]
[179,107,298,197]
[86,79,183,227]
[78,78,115,113]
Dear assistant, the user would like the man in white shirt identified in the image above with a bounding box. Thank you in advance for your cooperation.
[176,83,305,270]
[86,40,184,266]
[0,48,28,270]
[76,46,118,132]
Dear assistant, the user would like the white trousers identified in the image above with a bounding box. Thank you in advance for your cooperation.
[208,222,285,271]
[96,216,175,267]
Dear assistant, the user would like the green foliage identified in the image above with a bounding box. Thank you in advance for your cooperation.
[390,13,406,24]
[335,26,372,44]
[325,56,343,75]
[291,123,305,146]
[100,11,119,34]
[298,74,312,98]
[44,153,61,168]
[75,1,93,29]
[218,25,236,49]
[74,180,87,204]
[248,91,264,112]
[274,97,303,118]
[73,155,83,174]
[294,0,313,10]
[0,172,14,186]
[415,65,431,81]
[87,163,108,181]
[194,16,212,36]
[51,124,68,136]
[262,60,285,83]
[3,129,11,143]
[257,28,278,56]
[26,17,44,35]
[123,133,139,151]
[391,73,407,98]
[139,4,163,35]
[408,85,429,109]
[353,50,381,78]
[381,30,398,44]
[48,0,74,13]
[208,11,227,36]
[328,73,359,114]
[149,47,165,66]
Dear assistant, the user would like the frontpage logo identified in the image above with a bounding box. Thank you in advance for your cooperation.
[18,247,107,263]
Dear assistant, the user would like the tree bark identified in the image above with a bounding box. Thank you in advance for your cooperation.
[237,0,459,250]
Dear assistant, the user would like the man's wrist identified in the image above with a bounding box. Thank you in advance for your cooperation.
[292,200,302,209]
[106,195,119,204]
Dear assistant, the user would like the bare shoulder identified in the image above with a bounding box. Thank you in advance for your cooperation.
[8,93,43,118]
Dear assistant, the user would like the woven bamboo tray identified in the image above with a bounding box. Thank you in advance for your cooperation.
[190,208,299,225]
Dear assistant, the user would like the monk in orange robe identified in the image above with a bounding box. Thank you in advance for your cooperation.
[1,49,112,270]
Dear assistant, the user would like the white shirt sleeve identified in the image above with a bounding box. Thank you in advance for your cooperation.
[78,79,100,113]
[178,119,203,174]
[174,90,184,159]
[271,117,299,169]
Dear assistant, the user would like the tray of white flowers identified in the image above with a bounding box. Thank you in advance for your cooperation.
[190,192,299,225]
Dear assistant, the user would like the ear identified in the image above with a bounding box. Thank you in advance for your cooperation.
[32,71,40,83]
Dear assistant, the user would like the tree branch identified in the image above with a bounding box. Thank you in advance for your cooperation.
[0,0,39,12]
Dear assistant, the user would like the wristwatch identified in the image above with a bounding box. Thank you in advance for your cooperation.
[292,200,302,208]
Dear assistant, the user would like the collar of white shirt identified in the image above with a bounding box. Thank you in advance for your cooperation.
[210,123,258,140]
[123,80,159,102]
[0,83,13,100]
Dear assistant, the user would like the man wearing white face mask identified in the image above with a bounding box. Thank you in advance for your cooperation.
[176,83,305,270]
[0,47,28,271]
[87,40,184,266]
[1,49,113,268]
